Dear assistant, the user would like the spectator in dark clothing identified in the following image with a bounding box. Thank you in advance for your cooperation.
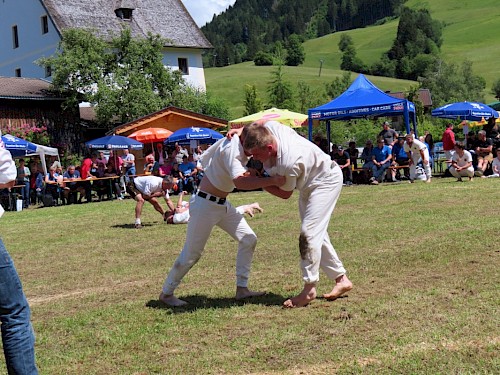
[348,141,359,169]
[378,121,398,148]
[333,146,352,186]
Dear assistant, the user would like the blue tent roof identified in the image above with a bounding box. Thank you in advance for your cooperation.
[307,74,416,136]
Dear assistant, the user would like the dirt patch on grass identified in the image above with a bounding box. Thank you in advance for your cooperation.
[28,279,150,306]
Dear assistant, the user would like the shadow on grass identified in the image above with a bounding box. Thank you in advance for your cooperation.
[111,223,155,229]
[146,292,286,314]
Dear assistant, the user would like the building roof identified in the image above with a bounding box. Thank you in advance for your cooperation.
[0,76,64,100]
[388,89,432,107]
[79,106,97,122]
[40,0,212,49]
[112,106,227,135]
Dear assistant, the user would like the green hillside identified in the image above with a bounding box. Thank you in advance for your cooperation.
[205,0,500,119]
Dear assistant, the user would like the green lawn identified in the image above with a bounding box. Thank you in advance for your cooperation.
[1,177,498,374]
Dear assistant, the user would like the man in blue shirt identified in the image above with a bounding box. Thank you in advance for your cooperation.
[391,137,410,181]
[62,165,85,204]
[370,138,392,185]
[178,155,197,193]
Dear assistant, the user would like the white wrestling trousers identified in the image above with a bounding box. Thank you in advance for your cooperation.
[298,165,346,284]
[409,149,432,180]
[162,195,257,295]
[449,166,474,178]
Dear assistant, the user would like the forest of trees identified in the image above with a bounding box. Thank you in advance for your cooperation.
[202,0,406,67]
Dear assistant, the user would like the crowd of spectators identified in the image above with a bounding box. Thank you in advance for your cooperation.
[2,119,498,210]
[313,118,500,186]
[0,141,207,211]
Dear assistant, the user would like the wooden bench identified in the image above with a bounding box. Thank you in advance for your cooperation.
[352,168,371,184]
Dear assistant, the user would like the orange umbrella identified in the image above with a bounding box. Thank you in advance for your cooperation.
[128,127,173,142]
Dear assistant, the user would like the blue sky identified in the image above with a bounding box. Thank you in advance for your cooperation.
[181,0,236,27]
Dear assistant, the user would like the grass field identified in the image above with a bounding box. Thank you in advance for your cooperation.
[206,0,500,118]
[1,177,498,374]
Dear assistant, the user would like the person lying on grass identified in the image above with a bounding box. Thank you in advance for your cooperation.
[164,191,263,224]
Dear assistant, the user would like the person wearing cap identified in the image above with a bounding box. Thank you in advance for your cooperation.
[125,175,175,229]
[159,133,286,307]
[404,133,432,183]
[231,121,353,308]
[333,146,352,186]
[378,121,398,148]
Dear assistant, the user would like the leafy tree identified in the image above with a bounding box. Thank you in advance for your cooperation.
[492,79,500,100]
[39,28,229,127]
[418,59,485,106]
[38,28,108,111]
[370,54,396,77]
[201,0,404,65]
[267,63,296,110]
[338,34,366,72]
[325,71,351,100]
[285,34,305,66]
[243,84,263,115]
[253,51,273,66]
[407,84,425,125]
[387,7,443,79]
[317,18,331,37]
[296,81,325,113]
[338,34,353,52]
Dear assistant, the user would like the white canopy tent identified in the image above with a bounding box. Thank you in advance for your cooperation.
[25,144,60,175]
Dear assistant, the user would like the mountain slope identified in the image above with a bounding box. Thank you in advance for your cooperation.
[205,0,500,118]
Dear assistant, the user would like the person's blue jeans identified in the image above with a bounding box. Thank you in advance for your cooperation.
[20,182,30,208]
[372,161,391,182]
[124,167,136,183]
[183,176,196,193]
[0,238,38,374]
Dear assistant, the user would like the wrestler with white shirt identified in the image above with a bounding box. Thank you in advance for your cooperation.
[159,134,286,307]
[231,121,353,308]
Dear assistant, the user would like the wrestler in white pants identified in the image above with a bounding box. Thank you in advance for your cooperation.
[449,166,474,178]
[409,150,432,181]
[298,165,346,284]
[162,194,257,295]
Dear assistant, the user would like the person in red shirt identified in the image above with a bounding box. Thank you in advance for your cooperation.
[79,153,95,202]
[442,123,456,166]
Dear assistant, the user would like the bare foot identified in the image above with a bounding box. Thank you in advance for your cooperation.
[235,286,265,300]
[426,178,432,183]
[323,275,353,301]
[244,203,264,217]
[283,284,317,308]
[159,292,188,307]
[249,202,263,213]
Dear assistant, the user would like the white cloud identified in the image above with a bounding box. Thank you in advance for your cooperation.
[181,0,236,27]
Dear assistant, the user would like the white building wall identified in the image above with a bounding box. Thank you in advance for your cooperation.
[0,0,60,78]
[162,48,207,91]
[0,1,207,90]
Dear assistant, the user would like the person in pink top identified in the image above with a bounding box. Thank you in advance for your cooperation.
[442,123,456,165]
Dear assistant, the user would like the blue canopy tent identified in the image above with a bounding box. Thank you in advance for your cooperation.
[1,134,38,157]
[307,74,417,142]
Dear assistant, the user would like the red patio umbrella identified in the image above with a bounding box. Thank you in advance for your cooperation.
[128,127,173,163]
[128,127,173,143]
